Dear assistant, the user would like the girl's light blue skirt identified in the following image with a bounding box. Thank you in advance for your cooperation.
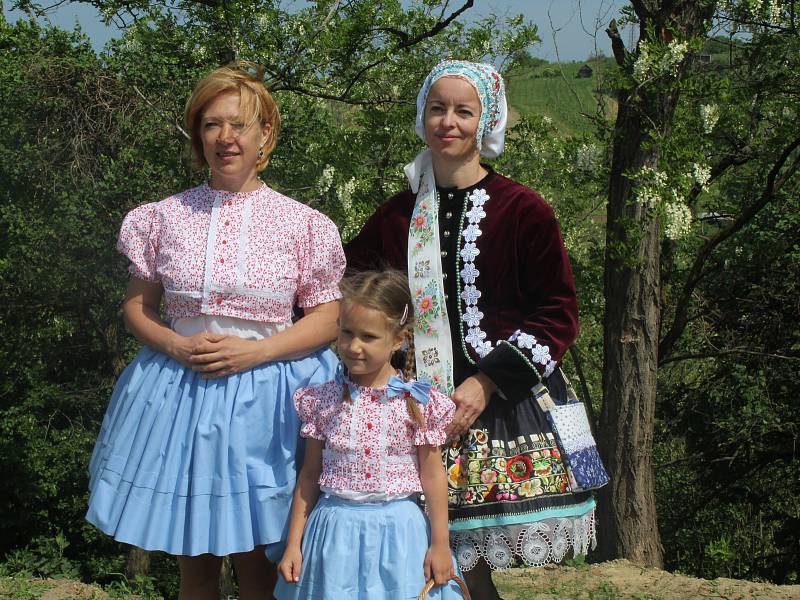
[86,345,338,557]
[274,495,464,600]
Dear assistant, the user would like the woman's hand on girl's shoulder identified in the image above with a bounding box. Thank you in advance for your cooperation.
[278,546,303,583]
[423,542,455,586]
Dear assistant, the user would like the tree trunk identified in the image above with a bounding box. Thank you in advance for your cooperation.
[596,0,717,567]
[125,545,151,580]
[220,557,236,598]
[596,88,665,567]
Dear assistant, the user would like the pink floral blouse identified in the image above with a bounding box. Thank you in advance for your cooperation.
[117,183,345,323]
[294,376,455,495]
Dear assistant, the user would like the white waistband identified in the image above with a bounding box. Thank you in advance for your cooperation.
[171,315,291,340]
[320,487,413,503]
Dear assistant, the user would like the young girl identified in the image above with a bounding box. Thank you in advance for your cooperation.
[275,270,464,599]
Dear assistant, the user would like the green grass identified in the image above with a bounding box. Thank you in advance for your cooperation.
[0,576,54,599]
[494,573,618,600]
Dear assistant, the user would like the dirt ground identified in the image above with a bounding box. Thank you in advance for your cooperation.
[4,561,800,599]
[38,580,110,600]
[494,560,800,600]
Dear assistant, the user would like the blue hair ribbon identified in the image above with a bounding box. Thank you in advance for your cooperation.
[386,376,431,405]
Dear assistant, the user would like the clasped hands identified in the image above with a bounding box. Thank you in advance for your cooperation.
[172,332,264,378]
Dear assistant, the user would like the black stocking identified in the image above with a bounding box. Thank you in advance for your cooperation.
[461,558,502,600]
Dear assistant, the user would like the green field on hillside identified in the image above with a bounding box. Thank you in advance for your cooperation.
[506,49,730,135]
[504,59,618,136]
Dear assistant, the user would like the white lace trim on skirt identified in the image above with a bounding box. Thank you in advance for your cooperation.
[450,509,596,571]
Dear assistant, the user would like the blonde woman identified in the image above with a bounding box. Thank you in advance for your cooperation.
[86,63,344,599]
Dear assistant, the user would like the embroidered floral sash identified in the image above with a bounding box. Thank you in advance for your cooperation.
[406,150,455,394]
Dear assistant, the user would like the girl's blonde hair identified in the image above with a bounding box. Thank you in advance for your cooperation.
[339,270,423,427]
[184,61,280,172]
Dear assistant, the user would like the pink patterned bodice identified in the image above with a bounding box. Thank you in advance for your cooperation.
[117,183,345,322]
[294,377,455,495]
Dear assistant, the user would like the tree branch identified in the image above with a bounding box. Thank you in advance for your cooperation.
[265,1,344,91]
[686,150,753,208]
[549,5,586,117]
[268,1,473,102]
[659,135,800,362]
[605,18,627,66]
[630,0,650,19]
[132,85,190,140]
[394,0,473,50]
[269,82,406,106]
[660,348,800,366]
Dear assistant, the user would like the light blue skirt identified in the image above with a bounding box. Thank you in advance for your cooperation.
[86,345,338,557]
[274,495,464,600]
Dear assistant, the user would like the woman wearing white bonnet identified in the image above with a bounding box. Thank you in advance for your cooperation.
[347,60,604,598]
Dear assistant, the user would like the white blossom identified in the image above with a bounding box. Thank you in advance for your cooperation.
[767,0,781,23]
[692,163,712,189]
[700,104,720,133]
[123,34,142,53]
[633,41,652,82]
[664,200,693,240]
[316,165,335,195]
[575,142,601,173]
[633,166,669,206]
[636,187,661,206]
[255,13,270,32]
[193,45,209,61]
[665,40,689,68]
[562,229,576,253]
[336,177,356,210]
[634,39,689,82]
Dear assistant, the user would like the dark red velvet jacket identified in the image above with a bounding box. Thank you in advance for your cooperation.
[345,170,579,402]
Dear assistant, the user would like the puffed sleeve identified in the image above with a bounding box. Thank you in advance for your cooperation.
[413,388,455,447]
[293,387,327,440]
[477,196,578,400]
[116,203,161,282]
[296,211,346,308]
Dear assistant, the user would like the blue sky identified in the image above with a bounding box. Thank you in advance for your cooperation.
[2,0,636,62]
